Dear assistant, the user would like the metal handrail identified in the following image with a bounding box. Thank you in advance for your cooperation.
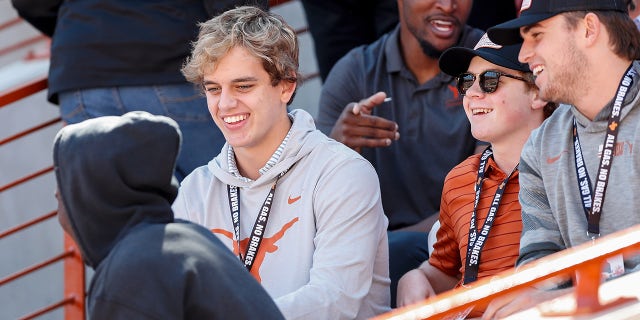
[0,166,54,193]
[0,2,310,319]
[19,295,77,320]
[0,118,61,147]
[0,15,49,58]
[0,17,22,31]
[0,76,48,108]
[0,54,84,320]
[374,225,640,319]
[0,249,74,287]
[0,34,48,57]
[0,210,56,239]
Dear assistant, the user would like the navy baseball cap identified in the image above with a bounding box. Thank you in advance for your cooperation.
[488,0,628,45]
[439,33,529,77]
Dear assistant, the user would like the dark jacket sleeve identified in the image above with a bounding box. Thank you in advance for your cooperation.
[11,0,63,37]
[202,0,269,16]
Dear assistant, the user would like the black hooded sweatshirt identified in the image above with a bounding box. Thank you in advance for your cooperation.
[11,0,269,103]
[53,111,283,319]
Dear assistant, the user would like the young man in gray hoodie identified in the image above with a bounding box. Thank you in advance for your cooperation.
[484,0,640,318]
[174,6,390,319]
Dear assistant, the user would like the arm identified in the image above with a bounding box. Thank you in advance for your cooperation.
[483,136,570,319]
[11,0,63,36]
[482,287,570,320]
[397,182,463,306]
[275,157,389,319]
[396,261,458,307]
[392,212,439,233]
[516,137,566,266]
[316,50,398,152]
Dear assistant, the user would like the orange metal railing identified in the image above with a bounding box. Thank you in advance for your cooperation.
[1,2,306,319]
[4,3,640,320]
[0,76,85,319]
[0,16,49,59]
[375,225,640,320]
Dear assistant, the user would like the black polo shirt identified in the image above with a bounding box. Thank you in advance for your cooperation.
[317,25,484,230]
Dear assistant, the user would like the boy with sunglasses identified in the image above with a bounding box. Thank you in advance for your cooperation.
[396,33,554,318]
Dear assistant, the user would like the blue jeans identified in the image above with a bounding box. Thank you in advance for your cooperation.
[388,231,430,308]
[59,84,225,181]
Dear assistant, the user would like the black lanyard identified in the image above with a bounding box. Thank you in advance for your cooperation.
[572,65,635,240]
[227,168,290,271]
[463,146,518,285]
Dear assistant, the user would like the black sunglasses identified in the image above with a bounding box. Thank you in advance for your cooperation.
[456,70,530,95]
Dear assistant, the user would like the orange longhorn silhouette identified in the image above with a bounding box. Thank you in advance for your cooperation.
[212,217,299,282]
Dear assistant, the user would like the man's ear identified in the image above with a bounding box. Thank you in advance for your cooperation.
[280,78,297,104]
[583,12,602,47]
[531,91,548,110]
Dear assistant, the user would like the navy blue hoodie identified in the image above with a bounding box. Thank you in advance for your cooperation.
[53,111,283,319]
[12,0,268,103]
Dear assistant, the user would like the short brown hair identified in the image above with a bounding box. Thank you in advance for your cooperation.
[182,6,299,89]
[563,10,640,60]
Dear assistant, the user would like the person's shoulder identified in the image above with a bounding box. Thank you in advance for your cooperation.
[100,224,172,273]
[313,137,372,172]
[339,27,393,63]
[304,135,379,182]
[315,135,366,160]
[291,112,377,172]
[529,104,572,142]
[102,223,225,282]
[520,104,572,164]
[124,222,224,260]
[355,27,393,53]
[180,160,217,187]
[166,221,225,250]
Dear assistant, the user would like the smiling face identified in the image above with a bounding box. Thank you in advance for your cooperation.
[518,14,588,105]
[399,0,473,58]
[463,56,542,146]
[203,46,296,158]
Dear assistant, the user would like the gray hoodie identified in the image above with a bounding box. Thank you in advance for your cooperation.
[518,61,640,272]
[174,109,391,319]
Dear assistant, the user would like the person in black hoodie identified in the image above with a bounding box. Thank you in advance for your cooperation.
[53,111,284,319]
[12,0,267,181]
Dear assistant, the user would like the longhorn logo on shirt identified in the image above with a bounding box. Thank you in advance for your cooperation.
[211,217,299,282]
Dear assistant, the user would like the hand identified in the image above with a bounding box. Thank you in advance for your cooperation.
[482,287,568,319]
[396,268,436,308]
[329,91,399,153]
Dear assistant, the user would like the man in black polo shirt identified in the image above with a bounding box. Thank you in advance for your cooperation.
[316,0,483,307]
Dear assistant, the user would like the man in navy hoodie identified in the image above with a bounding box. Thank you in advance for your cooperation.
[53,111,284,319]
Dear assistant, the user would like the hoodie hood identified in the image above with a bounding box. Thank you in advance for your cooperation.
[208,109,323,187]
[53,111,181,268]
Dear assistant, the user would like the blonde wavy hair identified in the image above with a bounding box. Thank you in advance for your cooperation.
[182,6,299,93]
